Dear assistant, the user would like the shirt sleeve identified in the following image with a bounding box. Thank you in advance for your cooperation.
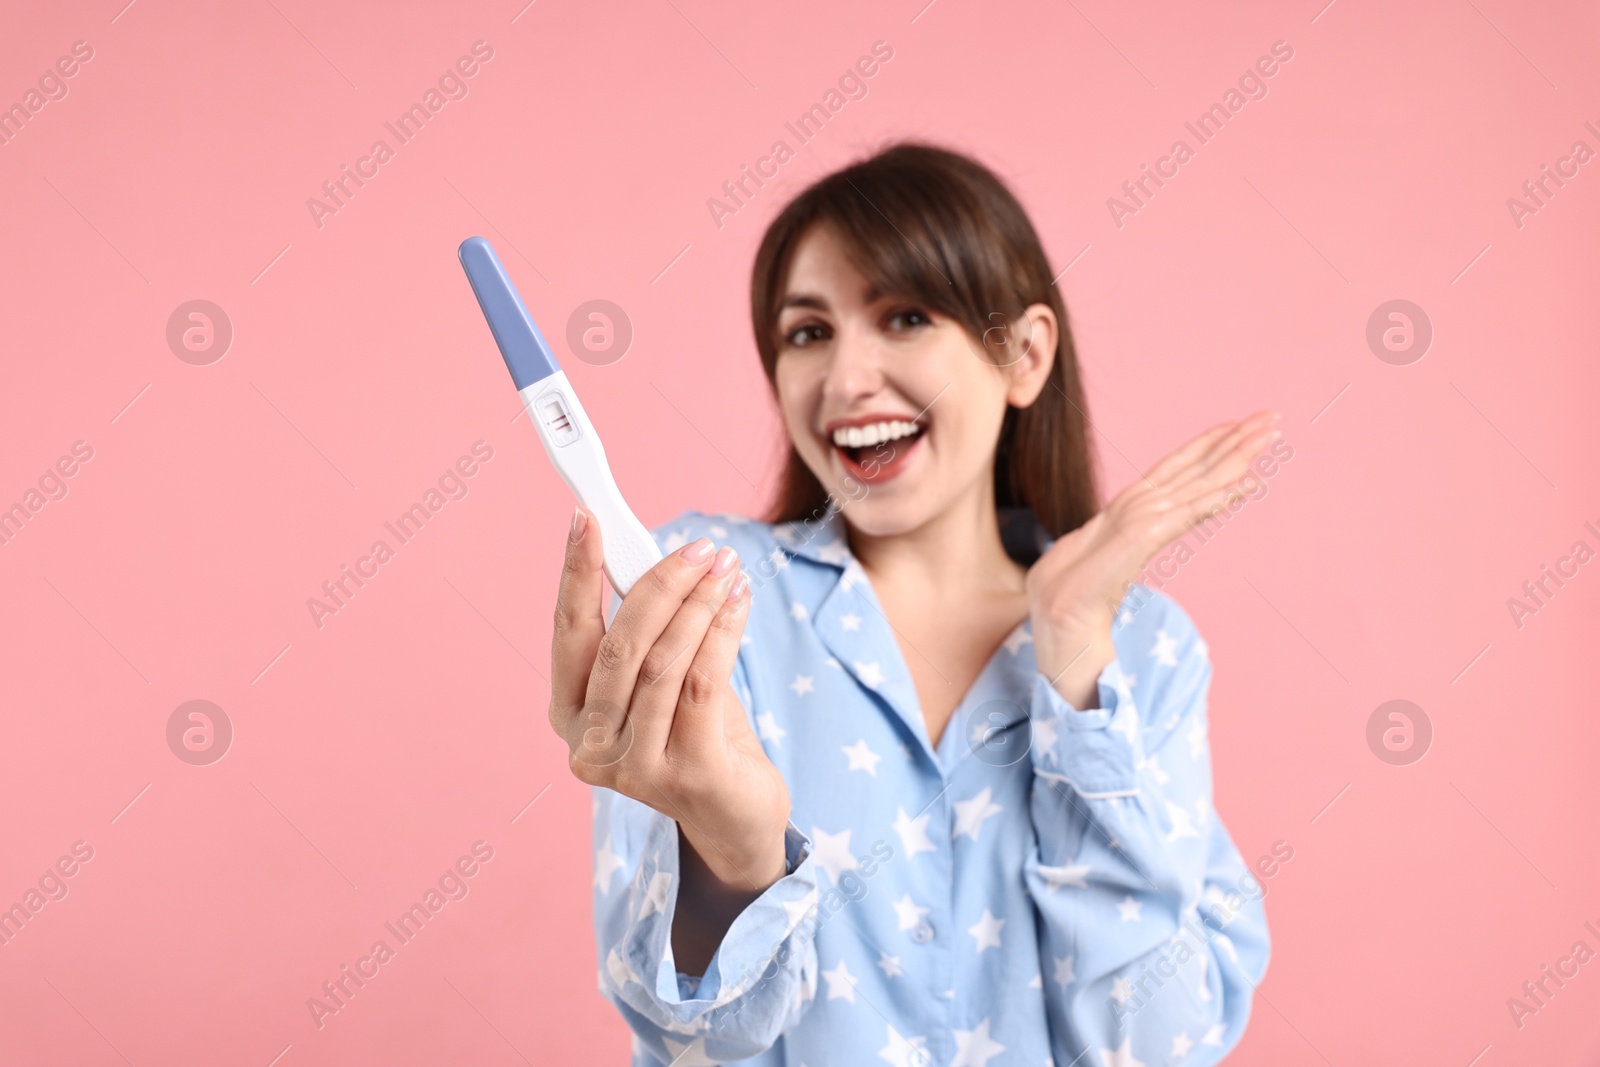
[592,611,823,1063]
[1021,594,1271,1066]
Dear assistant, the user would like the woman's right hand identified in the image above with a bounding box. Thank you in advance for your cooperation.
[550,507,792,895]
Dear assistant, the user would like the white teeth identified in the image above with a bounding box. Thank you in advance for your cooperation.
[831,420,923,448]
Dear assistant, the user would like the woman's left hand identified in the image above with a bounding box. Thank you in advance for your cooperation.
[1026,411,1282,709]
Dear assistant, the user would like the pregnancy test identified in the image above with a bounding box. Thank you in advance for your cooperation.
[458,236,663,596]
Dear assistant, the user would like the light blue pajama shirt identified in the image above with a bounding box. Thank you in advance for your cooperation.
[592,506,1269,1067]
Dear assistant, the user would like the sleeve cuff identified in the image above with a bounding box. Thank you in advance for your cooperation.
[619,816,819,1013]
[1029,659,1144,798]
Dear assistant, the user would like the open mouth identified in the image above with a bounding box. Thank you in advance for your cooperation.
[828,418,926,485]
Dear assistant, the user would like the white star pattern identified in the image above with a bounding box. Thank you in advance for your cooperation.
[968,909,1005,953]
[594,835,625,894]
[1165,800,1200,842]
[1038,862,1091,890]
[588,515,1273,1066]
[661,1036,718,1066]
[1152,629,1179,667]
[1096,1036,1146,1067]
[810,827,860,883]
[757,711,787,745]
[1110,703,1140,746]
[842,739,883,776]
[1031,714,1060,763]
[891,893,930,931]
[1052,954,1076,987]
[877,1025,932,1067]
[952,788,1004,842]
[783,887,819,929]
[605,947,639,989]
[892,806,937,858]
[950,1018,1006,1067]
[637,870,672,920]
[822,958,857,1002]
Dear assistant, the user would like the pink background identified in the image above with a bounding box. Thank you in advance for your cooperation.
[2,0,1597,1063]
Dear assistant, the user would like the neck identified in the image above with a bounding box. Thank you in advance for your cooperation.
[845,481,1026,599]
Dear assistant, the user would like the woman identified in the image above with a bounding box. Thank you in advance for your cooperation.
[554,143,1274,1066]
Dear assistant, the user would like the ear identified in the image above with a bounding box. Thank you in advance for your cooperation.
[1003,303,1058,409]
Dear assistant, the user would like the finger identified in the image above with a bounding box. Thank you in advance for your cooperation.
[585,536,720,741]
[667,570,752,759]
[1121,413,1277,521]
[1148,412,1274,499]
[550,506,605,733]
[1140,421,1242,487]
[1165,417,1280,498]
[626,546,742,756]
[1164,426,1281,523]
[1105,419,1240,517]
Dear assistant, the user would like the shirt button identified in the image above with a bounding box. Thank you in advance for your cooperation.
[911,921,934,943]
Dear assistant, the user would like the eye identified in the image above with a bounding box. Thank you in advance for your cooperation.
[781,321,831,348]
[885,308,931,332]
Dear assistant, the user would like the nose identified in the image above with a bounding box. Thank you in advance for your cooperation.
[820,320,884,408]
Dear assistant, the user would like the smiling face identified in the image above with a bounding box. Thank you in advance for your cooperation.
[772,223,1057,539]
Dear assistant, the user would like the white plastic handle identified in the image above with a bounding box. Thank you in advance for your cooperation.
[520,371,663,596]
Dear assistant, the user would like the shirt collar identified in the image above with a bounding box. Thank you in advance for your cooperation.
[771,503,1052,568]
[770,503,855,569]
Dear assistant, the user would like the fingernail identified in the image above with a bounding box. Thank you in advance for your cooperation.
[680,537,714,562]
[727,573,749,600]
[569,507,588,543]
[710,545,738,576]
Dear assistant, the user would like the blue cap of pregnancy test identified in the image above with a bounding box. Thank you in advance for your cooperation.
[458,236,560,389]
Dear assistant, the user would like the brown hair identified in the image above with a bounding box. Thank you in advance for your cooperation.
[749,141,1099,539]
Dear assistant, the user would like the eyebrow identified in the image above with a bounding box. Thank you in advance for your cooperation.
[777,285,887,313]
